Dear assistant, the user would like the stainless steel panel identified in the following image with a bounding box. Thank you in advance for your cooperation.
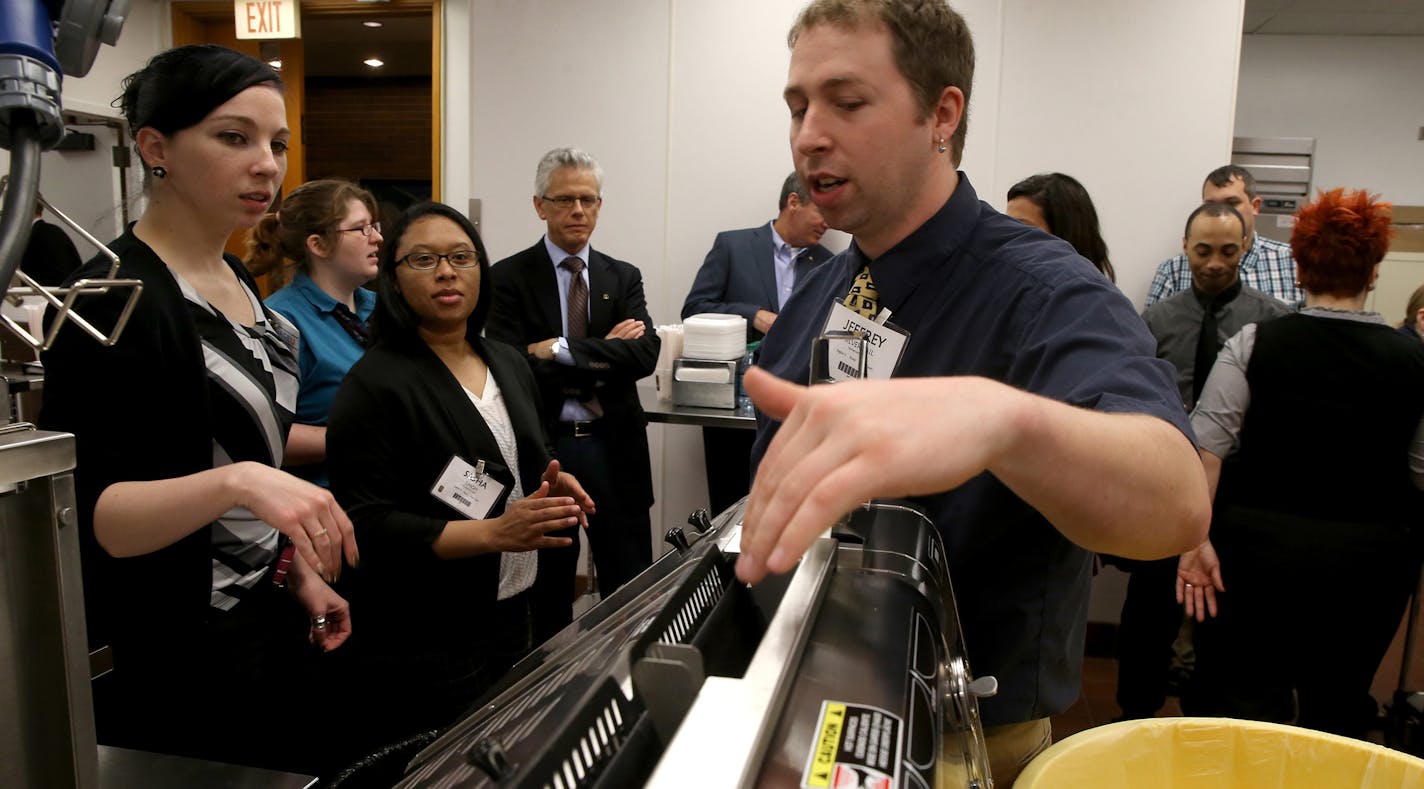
[0,428,95,789]
[97,746,317,789]
[1233,136,1315,156]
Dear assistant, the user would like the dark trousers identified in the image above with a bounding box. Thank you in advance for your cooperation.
[553,432,652,598]
[94,580,320,775]
[701,426,755,515]
[1107,555,1184,717]
[1183,506,1420,739]
[327,592,534,770]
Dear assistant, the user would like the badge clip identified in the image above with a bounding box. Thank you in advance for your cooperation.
[474,459,485,481]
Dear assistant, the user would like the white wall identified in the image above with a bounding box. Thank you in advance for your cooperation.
[1236,34,1424,207]
[992,0,1245,307]
[0,1,164,246]
[451,0,1245,549]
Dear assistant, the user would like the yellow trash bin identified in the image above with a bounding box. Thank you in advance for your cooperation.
[1016,717,1424,789]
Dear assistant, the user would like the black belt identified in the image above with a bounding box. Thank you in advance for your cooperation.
[554,419,601,438]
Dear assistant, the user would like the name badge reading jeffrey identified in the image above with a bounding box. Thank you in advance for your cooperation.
[431,456,506,520]
[822,301,910,381]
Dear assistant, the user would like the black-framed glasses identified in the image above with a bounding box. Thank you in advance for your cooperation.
[540,194,602,210]
[338,222,381,238]
[398,250,481,270]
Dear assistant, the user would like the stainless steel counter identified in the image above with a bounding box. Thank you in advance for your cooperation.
[98,746,317,789]
[638,385,756,430]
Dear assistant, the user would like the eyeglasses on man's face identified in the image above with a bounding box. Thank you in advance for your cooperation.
[397,250,481,270]
[540,194,602,210]
[338,222,381,238]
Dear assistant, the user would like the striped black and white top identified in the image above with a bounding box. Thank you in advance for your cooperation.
[172,271,301,611]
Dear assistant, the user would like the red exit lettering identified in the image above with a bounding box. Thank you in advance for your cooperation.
[245,1,284,34]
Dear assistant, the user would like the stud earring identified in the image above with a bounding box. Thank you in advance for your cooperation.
[151,165,167,179]
[936,138,947,154]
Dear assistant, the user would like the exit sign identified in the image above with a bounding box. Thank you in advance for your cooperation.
[235,0,301,40]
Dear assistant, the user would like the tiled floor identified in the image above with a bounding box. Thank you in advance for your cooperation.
[1049,656,1184,740]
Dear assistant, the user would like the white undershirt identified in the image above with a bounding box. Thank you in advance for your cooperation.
[464,369,537,599]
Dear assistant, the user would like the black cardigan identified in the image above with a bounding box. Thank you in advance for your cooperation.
[39,228,270,657]
[326,335,555,652]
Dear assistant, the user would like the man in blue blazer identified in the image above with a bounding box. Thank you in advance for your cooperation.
[489,148,659,631]
[682,172,832,340]
[680,173,832,513]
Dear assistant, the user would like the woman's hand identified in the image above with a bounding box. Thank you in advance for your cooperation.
[230,462,359,583]
[1176,539,1225,621]
[484,482,582,552]
[540,460,595,527]
[288,554,352,651]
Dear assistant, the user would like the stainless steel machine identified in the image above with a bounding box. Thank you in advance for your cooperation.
[384,500,996,789]
[0,425,93,787]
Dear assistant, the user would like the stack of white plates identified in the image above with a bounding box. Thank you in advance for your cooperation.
[682,313,747,360]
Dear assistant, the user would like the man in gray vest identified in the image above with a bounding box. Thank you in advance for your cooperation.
[1111,201,1289,721]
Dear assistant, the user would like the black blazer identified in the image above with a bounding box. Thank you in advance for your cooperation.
[327,336,554,652]
[39,227,278,657]
[681,223,834,340]
[488,240,660,508]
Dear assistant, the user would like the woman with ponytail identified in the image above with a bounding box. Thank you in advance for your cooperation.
[251,179,383,487]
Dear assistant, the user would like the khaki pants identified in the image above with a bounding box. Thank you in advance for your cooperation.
[938,717,1052,788]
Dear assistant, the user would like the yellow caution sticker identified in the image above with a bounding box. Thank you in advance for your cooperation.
[801,701,900,789]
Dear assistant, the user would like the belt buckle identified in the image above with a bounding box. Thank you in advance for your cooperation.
[573,420,594,438]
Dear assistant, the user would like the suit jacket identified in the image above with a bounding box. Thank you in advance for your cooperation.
[327,336,553,654]
[680,223,833,339]
[488,240,659,508]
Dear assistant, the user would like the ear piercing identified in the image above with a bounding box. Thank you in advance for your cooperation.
[151,165,167,179]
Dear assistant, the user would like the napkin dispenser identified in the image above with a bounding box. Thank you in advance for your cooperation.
[671,358,738,409]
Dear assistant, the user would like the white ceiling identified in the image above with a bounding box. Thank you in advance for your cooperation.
[1244,0,1424,35]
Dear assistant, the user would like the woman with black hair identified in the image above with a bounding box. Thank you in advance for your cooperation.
[327,202,594,751]
[1006,172,1116,282]
[39,45,357,771]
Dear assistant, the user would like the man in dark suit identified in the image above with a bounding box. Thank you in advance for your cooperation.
[680,172,832,513]
[489,147,659,621]
[681,171,831,340]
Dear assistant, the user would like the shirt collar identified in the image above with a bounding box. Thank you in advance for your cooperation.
[1191,278,1243,309]
[769,220,797,256]
[849,171,981,310]
[1238,232,1262,271]
[290,270,376,319]
[544,235,590,269]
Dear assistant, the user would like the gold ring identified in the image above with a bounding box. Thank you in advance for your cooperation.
[313,528,328,538]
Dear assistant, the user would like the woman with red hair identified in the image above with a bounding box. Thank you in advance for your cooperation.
[1177,188,1424,739]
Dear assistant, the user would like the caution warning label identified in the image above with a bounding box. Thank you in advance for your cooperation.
[801,701,902,789]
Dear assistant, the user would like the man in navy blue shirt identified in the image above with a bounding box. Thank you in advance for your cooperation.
[737,0,1210,781]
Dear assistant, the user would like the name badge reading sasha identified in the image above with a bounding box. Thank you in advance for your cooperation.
[821,301,909,381]
[431,456,506,520]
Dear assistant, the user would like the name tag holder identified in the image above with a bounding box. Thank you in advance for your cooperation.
[815,301,910,382]
[431,455,507,520]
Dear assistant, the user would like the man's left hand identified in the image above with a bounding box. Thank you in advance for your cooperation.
[528,338,559,360]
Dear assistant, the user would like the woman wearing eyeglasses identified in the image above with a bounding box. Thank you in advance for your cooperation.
[248,179,383,488]
[326,202,594,753]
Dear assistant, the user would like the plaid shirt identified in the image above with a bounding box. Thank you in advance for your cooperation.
[1146,233,1301,308]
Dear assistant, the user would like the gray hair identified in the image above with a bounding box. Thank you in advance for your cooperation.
[779,171,811,212]
[535,147,604,197]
